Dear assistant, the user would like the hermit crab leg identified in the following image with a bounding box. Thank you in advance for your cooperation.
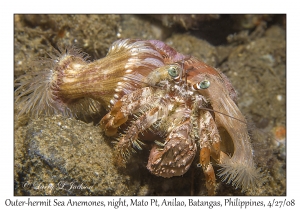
[100,87,155,136]
[101,86,172,164]
[198,109,221,195]
[114,101,169,165]
[198,110,221,163]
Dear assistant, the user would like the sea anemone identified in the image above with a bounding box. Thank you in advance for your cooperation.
[15,45,100,118]
[15,39,165,118]
[218,153,263,192]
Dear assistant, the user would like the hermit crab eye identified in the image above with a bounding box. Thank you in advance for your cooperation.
[194,80,210,90]
[167,66,180,78]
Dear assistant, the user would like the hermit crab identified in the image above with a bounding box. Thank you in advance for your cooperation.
[15,39,261,195]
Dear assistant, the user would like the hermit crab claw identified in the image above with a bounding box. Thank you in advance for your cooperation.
[147,121,197,177]
[190,70,262,192]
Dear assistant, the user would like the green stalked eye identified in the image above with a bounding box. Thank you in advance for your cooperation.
[197,80,210,89]
[168,66,179,78]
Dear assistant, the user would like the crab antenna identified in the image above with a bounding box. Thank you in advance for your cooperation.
[200,107,247,124]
